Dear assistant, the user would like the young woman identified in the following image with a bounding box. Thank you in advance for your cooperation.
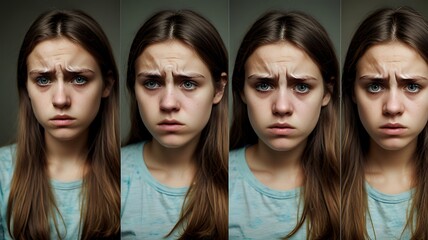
[342,7,428,239]
[0,10,120,239]
[120,10,228,239]
[229,11,339,239]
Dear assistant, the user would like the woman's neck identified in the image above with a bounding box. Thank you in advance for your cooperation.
[365,138,417,194]
[245,140,306,191]
[143,137,199,188]
[45,131,88,182]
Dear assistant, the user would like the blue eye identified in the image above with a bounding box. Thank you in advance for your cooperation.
[36,76,51,86]
[73,76,88,85]
[406,83,420,93]
[294,83,309,93]
[181,80,197,90]
[367,83,383,93]
[144,80,161,89]
[255,83,273,92]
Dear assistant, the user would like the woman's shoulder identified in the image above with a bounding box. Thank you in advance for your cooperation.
[0,144,16,190]
[0,144,15,169]
[229,146,247,163]
[121,141,145,173]
[229,146,246,158]
[229,147,248,174]
[121,141,144,159]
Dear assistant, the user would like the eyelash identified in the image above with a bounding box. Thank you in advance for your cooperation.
[255,82,273,92]
[366,83,383,93]
[293,83,310,93]
[405,83,421,93]
[143,80,161,89]
[142,80,198,90]
[254,82,311,94]
[35,76,51,86]
[180,80,197,90]
[72,75,88,85]
[366,82,422,94]
[35,75,88,87]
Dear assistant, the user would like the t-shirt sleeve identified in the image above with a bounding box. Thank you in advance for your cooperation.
[0,211,4,240]
[0,145,15,239]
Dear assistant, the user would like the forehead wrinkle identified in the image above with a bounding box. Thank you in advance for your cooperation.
[138,41,209,80]
[29,51,94,72]
[27,54,50,70]
[371,62,387,77]
[28,66,53,75]
[246,56,273,77]
[396,73,428,81]
[358,55,386,76]
[64,65,94,73]
[158,57,206,78]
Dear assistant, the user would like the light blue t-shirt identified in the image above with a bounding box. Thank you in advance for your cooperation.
[0,144,83,240]
[365,182,413,239]
[229,147,306,240]
[121,142,188,239]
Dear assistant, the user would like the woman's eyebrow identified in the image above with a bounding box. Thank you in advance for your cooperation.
[28,67,95,76]
[398,75,428,81]
[136,71,162,79]
[173,73,206,79]
[358,74,428,82]
[64,66,95,74]
[288,74,318,81]
[136,71,206,79]
[28,72,47,79]
[247,73,318,81]
[247,73,273,80]
[357,75,387,81]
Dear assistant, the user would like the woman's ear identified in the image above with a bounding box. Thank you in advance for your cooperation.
[102,72,115,97]
[213,72,227,104]
[322,91,331,106]
[322,81,333,106]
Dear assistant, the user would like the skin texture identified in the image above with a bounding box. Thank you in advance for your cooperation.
[243,42,330,152]
[242,42,330,190]
[27,38,110,143]
[355,41,428,194]
[355,41,428,152]
[26,37,111,181]
[134,40,225,187]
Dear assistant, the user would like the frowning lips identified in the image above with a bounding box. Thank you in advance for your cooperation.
[268,122,295,129]
[379,123,407,135]
[49,114,76,127]
[267,122,295,135]
[380,123,405,129]
[157,119,184,131]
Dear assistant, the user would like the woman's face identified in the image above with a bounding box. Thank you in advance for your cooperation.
[134,40,224,149]
[26,38,111,143]
[354,41,428,151]
[243,42,330,151]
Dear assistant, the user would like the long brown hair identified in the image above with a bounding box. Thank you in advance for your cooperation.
[6,10,120,239]
[230,11,339,239]
[341,6,428,240]
[124,10,228,239]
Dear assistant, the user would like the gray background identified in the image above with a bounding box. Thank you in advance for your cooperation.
[120,0,229,141]
[0,0,120,146]
[341,0,428,64]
